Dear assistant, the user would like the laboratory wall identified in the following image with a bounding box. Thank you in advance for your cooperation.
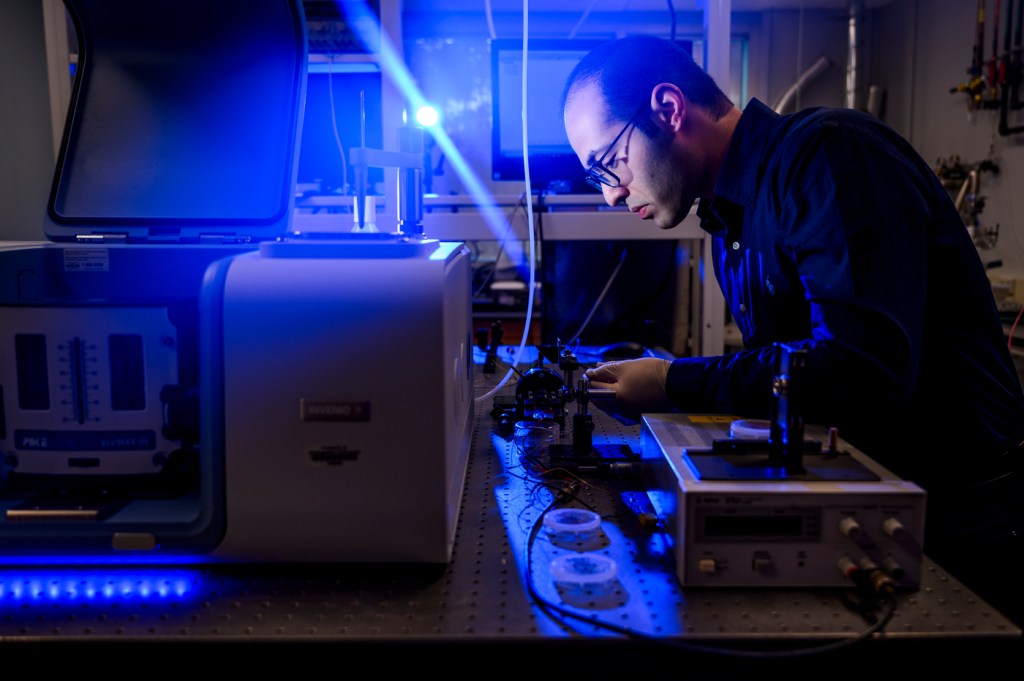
[404,0,1024,285]
[1,0,1022,287]
[880,0,1024,280]
[757,0,1024,279]
[0,0,58,242]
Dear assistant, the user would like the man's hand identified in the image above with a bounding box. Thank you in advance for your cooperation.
[584,358,673,420]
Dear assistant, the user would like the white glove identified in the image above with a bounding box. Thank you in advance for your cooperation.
[585,358,672,420]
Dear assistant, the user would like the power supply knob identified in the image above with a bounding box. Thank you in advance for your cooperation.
[837,555,859,579]
[884,557,906,580]
[838,516,862,539]
[883,517,907,540]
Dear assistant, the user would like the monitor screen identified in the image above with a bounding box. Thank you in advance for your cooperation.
[490,39,605,194]
[490,38,692,194]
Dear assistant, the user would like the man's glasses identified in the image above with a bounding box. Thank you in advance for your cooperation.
[584,105,647,190]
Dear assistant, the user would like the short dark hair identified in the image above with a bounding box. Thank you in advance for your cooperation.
[561,35,735,135]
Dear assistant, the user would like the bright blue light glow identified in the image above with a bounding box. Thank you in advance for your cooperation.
[338,3,511,244]
[0,569,201,606]
[415,105,439,127]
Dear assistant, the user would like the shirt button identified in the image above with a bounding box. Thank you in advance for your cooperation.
[739,303,747,312]
[731,241,740,250]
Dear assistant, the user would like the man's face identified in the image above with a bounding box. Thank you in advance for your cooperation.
[564,82,698,230]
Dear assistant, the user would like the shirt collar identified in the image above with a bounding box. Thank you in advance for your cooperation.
[697,97,779,236]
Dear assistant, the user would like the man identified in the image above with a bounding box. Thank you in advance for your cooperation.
[562,35,1024,626]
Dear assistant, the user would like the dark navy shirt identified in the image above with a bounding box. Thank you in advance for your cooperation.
[665,97,1024,490]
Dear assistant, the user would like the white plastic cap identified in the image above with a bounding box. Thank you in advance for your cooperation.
[730,418,772,440]
[544,507,601,535]
[550,553,617,586]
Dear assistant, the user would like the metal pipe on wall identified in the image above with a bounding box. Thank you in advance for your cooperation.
[846,0,866,110]
[774,55,832,114]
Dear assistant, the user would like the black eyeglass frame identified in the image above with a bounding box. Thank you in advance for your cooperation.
[584,105,648,190]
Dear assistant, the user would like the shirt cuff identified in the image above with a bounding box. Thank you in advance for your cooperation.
[665,358,707,412]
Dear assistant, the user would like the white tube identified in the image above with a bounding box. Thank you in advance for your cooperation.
[773,55,832,114]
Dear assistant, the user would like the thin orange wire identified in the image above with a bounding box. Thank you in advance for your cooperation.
[1008,304,1024,352]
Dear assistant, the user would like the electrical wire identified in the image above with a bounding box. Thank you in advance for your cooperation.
[326,54,349,195]
[523,493,899,658]
[486,336,897,655]
[475,2,538,405]
[566,247,628,346]
[1009,303,1024,351]
[797,0,805,112]
[472,192,528,299]
[510,444,598,513]
[516,4,539,372]
[490,351,900,656]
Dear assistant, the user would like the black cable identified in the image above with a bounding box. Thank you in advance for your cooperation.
[614,241,679,323]
[567,247,628,346]
[667,0,677,41]
[496,356,899,656]
[472,191,528,298]
[523,495,899,658]
[535,192,547,344]
[565,240,679,347]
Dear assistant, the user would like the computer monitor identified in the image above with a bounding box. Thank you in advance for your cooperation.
[490,39,605,194]
[490,38,693,195]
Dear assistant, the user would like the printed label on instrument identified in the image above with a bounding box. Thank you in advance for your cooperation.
[300,400,371,422]
[63,248,110,272]
[687,415,736,423]
[14,430,157,451]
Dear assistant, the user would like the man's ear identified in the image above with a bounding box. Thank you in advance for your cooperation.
[650,83,685,132]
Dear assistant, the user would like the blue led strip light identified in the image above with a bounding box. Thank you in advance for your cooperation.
[0,569,200,605]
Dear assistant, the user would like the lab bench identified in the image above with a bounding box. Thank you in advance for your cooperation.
[0,352,1019,673]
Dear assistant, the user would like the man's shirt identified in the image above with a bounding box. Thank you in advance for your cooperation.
[667,97,1024,490]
